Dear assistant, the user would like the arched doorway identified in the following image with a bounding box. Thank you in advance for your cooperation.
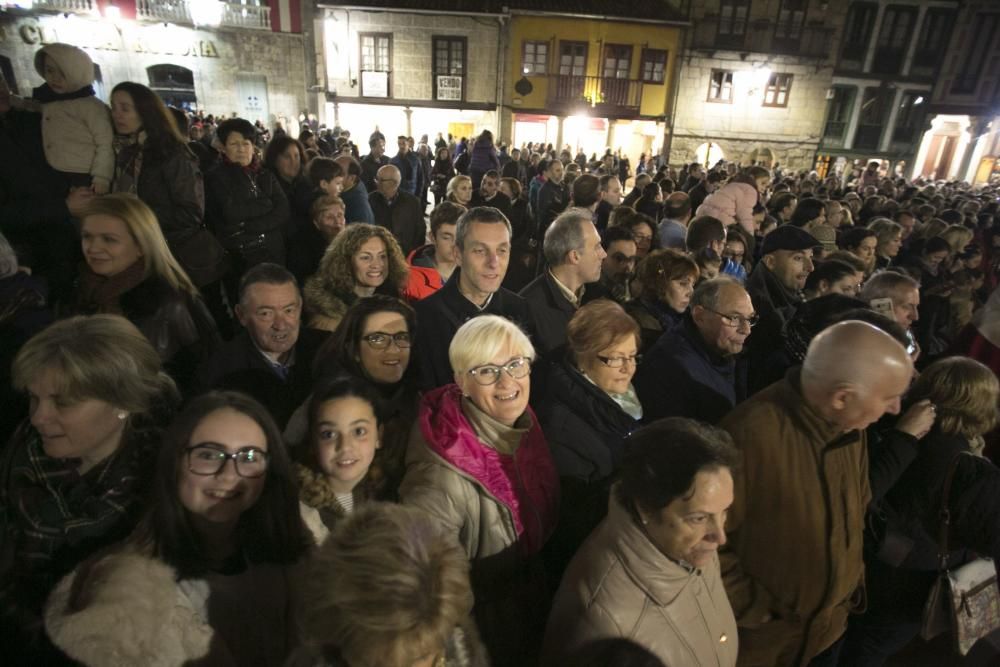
[747,146,775,168]
[147,64,197,110]
[695,141,726,168]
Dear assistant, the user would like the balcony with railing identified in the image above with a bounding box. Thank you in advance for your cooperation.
[136,0,271,30]
[692,16,834,58]
[28,0,97,14]
[546,75,644,116]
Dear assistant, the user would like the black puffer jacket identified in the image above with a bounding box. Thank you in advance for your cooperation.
[204,161,289,263]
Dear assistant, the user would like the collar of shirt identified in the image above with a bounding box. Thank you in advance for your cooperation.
[253,343,296,379]
[549,270,583,308]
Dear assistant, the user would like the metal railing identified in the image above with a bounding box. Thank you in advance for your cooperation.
[547,75,644,113]
[31,0,97,13]
[135,0,271,30]
[692,16,834,58]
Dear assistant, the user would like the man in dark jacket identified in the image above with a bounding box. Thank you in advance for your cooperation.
[501,148,528,187]
[369,165,426,256]
[333,155,375,224]
[360,136,390,194]
[470,170,512,220]
[520,208,605,359]
[745,225,817,392]
[412,207,531,390]
[195,263,326,428]
[635,278,750,423]
[535,158,568,242]
[594,174,623,232]
[390,135,422,196]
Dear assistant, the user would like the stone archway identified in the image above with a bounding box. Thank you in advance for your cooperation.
[747,146,776,167]
[694,141,726,168]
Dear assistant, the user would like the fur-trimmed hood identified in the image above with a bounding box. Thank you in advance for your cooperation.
[44,550,223,666]
[302,275,352,323]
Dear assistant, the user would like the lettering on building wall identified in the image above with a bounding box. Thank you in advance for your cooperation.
[17,20,219,58]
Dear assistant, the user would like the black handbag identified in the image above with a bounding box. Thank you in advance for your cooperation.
[172,226,230,288]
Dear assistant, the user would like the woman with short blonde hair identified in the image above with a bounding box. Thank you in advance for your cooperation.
[303,223,408,331]
[296,503,486,666]
[867,218,903,270]
[401,315,558,664]
[446,174,473,207]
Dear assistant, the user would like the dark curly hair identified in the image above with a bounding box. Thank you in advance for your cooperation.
[310,224,409,299]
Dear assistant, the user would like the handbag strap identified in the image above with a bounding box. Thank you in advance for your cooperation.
[935,452,969,573]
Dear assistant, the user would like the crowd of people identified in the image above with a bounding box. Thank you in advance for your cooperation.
[5,41,1000,667]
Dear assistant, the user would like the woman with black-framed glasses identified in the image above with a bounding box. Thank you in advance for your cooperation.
[45,391,312,666]
[285,295,418,497]
[400,314,559,665]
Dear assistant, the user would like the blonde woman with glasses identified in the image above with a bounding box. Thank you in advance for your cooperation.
[400,315,559,665]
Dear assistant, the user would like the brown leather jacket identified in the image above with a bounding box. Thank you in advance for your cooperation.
[719,369,871,667]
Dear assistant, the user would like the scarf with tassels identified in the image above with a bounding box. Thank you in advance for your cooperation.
[113,131,147,195]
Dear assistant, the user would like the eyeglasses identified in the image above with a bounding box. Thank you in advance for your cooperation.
[185,444,269,478]
[704,309,759,329]
[597,354,642,368]
[362,331,411,350]
[466,356,532,386]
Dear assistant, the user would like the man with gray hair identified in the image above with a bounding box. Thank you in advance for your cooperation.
[635,277,752,423]
[719,321,914,666]
[859,270,921,332]
[520,208,606,358]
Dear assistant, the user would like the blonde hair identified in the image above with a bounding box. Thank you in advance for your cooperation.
[12,314,177,414]
[299,503,473,665]
[80,194,197,296]
[909,357,999,439]
[448,314,534,375]
[446,175,472,201]
[868,218,902,251]
[940,225,974,255]
[310,194,345,223]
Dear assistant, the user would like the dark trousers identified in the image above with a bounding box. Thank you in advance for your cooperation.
[838,613,922,667]
[808,634,845,667]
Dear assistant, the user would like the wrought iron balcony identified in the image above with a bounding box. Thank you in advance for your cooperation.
[136,0,271,30]
[692,16,834,59]
[546,75,644,115]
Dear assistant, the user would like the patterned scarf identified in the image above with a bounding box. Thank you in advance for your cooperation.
[113,131,147,195]
[75,258,147,315]
[0,424,155,607]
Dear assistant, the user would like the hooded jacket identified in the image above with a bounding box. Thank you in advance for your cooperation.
[719,368,871,667]
[696,182,759,235]
[403,244,444,301]
[543,489,738,667]
[31,44,114,188]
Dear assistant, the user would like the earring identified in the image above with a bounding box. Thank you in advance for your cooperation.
[117,411,128,421]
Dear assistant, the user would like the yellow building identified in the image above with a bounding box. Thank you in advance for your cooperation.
[503,10,685,166]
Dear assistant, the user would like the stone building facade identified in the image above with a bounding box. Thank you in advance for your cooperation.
[0,0,308,128]
[318,6,503,142]
[668,0,848,172]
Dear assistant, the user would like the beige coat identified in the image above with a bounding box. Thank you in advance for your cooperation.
[543,489,738,667]
[32,43,114,187]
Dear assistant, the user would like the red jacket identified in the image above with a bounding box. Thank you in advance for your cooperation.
[403,244,443,302]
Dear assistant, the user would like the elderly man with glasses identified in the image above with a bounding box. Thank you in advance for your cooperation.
[635,277,753,424]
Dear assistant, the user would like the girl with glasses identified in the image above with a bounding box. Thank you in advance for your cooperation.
[46,391,311,666]
[400,315,559,665]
